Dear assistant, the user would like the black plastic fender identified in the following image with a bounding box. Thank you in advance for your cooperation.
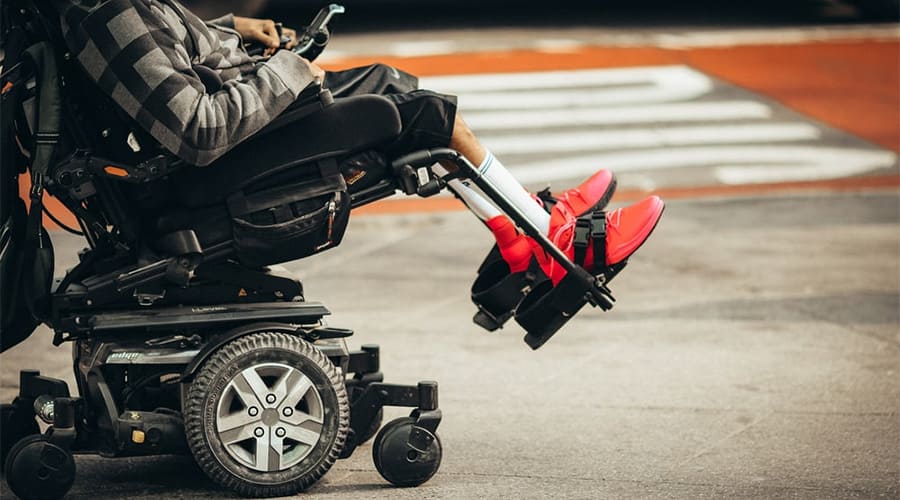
[180,321,315,383]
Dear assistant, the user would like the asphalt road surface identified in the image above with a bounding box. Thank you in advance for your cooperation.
[2,193,898,499]
[1,4,898,500]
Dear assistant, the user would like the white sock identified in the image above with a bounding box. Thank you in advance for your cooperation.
[479,151,550,233]
[447,178,502,221]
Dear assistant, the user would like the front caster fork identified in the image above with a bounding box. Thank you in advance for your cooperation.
[340,380,441,459]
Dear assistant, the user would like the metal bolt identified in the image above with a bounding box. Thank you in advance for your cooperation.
[248,406,259,417]
[266,394,276,404]
[254,427,264,438]
[101,129,110,138]
[282,407,293,417]
[275,427,286,438]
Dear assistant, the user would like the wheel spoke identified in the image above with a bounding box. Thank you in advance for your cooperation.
[236,367,271,407]
[253,431,271,471]
[219,422,258,446]
[271,369,304,405]
[268,434,287,471]
[281,373,313,409]
[282,409,323,426]
[282,420,323,446]
[216,411,260,433]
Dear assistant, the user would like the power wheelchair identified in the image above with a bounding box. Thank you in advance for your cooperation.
[0,2,622,498]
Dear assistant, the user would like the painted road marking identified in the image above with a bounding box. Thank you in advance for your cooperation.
[421,65,898,187]
[508,147,898,185]
[324,25,899,63]
[461,102,773,130]
[479,124,822,155]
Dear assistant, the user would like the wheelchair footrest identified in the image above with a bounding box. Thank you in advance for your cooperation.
[517,266,613,350]
[471,259,548,332]
[469,245,628,350]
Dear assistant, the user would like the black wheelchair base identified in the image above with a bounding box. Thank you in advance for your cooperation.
[3,301,442,498]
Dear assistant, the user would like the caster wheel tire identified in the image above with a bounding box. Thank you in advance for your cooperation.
[1,403,40,471]
[184,332,350,497]
[373,417,442,487]
[4,435,76,500]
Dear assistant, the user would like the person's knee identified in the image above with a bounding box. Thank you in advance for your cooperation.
[451,114,476,145]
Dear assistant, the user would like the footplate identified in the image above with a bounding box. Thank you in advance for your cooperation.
[517,263,624,350]
[469,243,627,349]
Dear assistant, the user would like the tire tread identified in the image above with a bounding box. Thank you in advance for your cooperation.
[184,332,349,497]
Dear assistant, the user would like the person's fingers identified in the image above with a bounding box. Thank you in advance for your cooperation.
[283,27,298,49]
[259,20,280,47]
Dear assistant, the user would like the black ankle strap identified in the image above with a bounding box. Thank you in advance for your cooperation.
[573,209,607,271]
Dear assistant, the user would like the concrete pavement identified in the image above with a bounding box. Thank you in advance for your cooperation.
[1,190,897,499]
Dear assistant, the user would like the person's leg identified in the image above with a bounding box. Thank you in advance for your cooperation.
[372,82,664,275]
[444,112,663,279]
[444,115,550,232]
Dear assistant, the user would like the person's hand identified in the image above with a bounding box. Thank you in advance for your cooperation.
[233,16,281,56]
[281,26,298,50]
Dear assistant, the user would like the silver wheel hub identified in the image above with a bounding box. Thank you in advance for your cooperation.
[215,362,324,472]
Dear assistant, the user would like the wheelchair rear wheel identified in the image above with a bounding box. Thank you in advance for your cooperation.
[183,332,349,497]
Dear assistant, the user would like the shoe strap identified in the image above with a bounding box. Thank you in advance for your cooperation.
[573,209,607,272]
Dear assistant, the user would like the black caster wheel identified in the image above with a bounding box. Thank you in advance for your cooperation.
[372,417,442,487]
[184,332,350,497]
[4,435,76,500]
[1,402,40,470]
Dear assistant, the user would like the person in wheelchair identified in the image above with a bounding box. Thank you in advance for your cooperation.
[52,0,664,288]
[0,2,668,497]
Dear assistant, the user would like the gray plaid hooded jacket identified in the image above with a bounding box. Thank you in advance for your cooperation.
[53,0,315,166]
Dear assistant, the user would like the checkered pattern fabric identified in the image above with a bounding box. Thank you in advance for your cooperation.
[53,0,315,166]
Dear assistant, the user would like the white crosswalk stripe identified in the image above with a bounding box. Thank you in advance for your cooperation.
[421,65,898,187]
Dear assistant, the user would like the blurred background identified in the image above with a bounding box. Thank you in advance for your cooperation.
[185,0,900,26]
[3,1,897,499]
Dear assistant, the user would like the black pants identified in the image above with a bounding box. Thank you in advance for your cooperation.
[324,64,459,157]
[218,64,458,194]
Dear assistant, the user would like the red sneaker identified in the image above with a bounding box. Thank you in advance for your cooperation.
[549,169,617,228]
[488,169,617,273]
[540,195,665,283]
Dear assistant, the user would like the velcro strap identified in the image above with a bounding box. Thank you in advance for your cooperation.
[573,215,591,267]
[590,209,607,270]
